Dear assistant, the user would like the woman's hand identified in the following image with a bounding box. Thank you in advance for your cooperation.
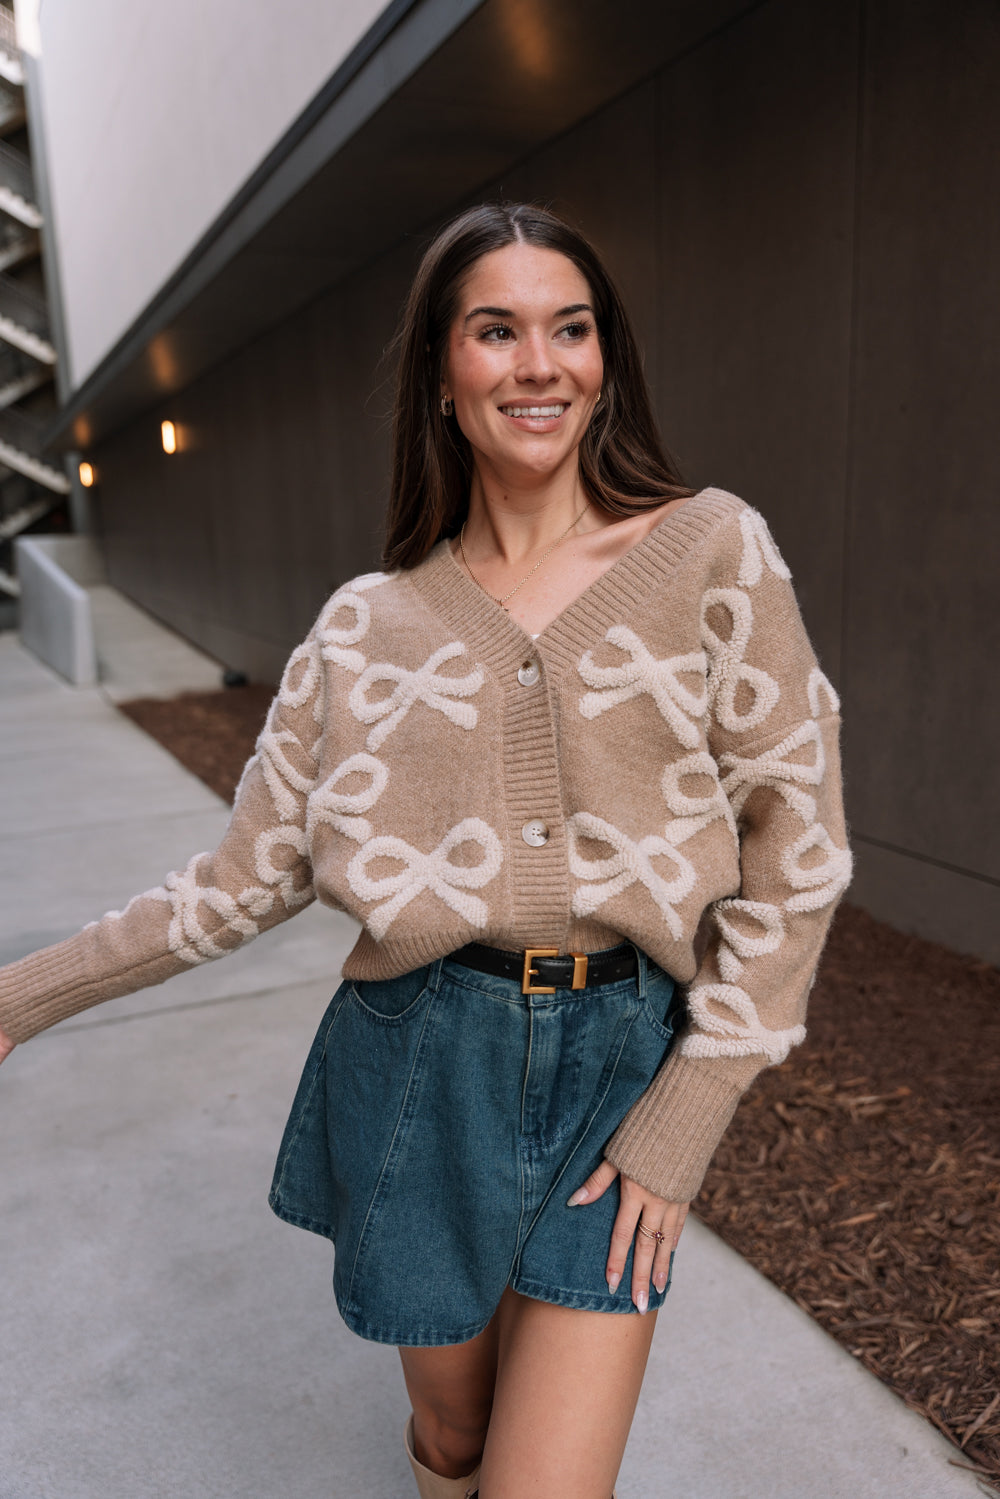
[568,1160,689,1313]
[0,1025,16,1065]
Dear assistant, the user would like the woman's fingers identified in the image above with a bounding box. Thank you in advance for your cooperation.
[568,1163,690,1311]
[607,1176,691,1312]
[566,1157,618,1207]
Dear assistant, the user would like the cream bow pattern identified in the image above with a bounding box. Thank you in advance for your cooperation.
[712,897,785,982]
[720,719,826,824]
[317,571,393,675]
[306,752,389,844]
[660,751,739,844]
[781,823,853,913]
[249,634,325,820]
[350,642,485,752]
[700,587,780,735]
[567,812,697,939]
[680,981,806,1063]
[577,626,708,748]
[346,818,503,940]
[737,509,792,588]
[148,827,316,964]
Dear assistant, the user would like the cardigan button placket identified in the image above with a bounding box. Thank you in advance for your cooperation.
[517,659,541,687]
[521,819,550,847]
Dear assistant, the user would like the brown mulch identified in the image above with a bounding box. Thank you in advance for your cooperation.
[118,685,277,803]
[119,685,1000,1488]
[696,907,1000,1489]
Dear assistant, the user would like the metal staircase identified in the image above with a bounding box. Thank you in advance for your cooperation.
[0,3,66,610]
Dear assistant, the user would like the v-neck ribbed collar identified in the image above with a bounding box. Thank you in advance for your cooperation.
[406,486,742,680]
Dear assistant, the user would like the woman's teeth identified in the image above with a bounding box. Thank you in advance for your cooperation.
[500,404,566,417]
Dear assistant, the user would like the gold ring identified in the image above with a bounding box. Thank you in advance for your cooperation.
[636,1222,667,1244]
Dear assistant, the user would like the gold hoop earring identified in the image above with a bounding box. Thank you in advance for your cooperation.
[440,395,454,417]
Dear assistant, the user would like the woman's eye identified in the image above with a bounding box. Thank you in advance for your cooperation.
[560,320,593,341]
[479,323,514,342]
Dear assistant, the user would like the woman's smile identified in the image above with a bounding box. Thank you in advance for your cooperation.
[498,399,571,430]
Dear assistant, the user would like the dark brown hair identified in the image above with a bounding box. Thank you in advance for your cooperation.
[382,202,695,570]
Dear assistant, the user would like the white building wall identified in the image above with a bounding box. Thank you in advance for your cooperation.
[19,0,393,390]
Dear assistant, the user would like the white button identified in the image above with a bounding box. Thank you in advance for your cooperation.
[517,659,541,687]
[522,819,549,847]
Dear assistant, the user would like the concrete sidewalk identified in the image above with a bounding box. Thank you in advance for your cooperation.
[0,626,985,1499]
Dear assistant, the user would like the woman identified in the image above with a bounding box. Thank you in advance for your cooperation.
[0,203,850,1498]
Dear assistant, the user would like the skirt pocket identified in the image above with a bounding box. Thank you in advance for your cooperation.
[268,966,437,1250]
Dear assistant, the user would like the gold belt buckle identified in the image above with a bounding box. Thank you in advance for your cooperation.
[522,949,590,994]
[522,948,558,994]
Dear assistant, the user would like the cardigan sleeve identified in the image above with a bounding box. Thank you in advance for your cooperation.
[0,625,326,1044]
[604,510,852,1202]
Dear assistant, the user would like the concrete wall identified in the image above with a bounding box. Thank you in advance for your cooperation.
[23,0,393,388]
[87,0,1000,962]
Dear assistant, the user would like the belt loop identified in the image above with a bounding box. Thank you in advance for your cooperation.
[428,957,445,993]
[630,943,648,1000]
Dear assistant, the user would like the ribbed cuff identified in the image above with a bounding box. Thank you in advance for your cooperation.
[604,1051,749,1202]
[0,934,183,1043]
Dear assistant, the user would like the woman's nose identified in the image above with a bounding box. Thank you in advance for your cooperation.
[515,330,558,384]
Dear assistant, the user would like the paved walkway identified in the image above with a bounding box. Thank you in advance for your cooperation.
[0,616,984,1499]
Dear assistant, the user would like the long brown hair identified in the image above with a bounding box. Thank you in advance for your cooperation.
[382,202,695,570]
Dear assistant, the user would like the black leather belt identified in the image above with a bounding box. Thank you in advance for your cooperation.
[450,942,637,995]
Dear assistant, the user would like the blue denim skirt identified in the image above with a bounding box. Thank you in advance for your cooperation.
[268,948,683,1346]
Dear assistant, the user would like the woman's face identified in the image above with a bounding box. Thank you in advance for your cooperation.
[441,242,604,489]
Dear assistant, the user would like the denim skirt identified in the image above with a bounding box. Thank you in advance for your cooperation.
[268,948,683,1346]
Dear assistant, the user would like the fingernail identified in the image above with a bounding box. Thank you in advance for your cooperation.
[566,1188,589,1207]
[655,1273,668,1294]
[607,1272,620,1295]
[635,1289,648,1315]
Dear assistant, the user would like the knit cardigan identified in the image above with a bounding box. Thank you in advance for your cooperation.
[0,488,850,1202]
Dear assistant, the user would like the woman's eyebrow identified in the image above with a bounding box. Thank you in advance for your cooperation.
[463,302,594,322]
[464,305,513,321]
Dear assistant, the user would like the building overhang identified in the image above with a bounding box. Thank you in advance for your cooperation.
[48,0,751,453]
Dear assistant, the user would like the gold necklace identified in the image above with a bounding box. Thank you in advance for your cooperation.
[459,503,589,609]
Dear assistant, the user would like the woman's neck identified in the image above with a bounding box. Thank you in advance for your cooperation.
[463,465,606,565]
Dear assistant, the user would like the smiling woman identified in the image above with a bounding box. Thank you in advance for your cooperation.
[0,202,850,1499]
[385,203,695,581]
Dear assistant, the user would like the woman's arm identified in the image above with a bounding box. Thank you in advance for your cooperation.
[604,510,852,1199]
[0,625,327,1047]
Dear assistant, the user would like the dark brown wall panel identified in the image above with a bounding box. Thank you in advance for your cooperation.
[97,243,413,681]
[654,0,859,680]
[843,0,1000,881]
[496,79,661,398]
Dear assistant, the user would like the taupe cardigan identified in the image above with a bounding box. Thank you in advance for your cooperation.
[0,489,850,1201]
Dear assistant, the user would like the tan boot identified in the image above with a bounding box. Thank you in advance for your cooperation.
[404,1415,482,1498]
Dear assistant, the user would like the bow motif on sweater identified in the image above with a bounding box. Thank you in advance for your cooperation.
[306,752,389,844]
[737,509,793,588]
[577,626,708,747]
[317,571,392,674]
[720,719,826,824]
[346,818,503,940]
[152,852,264,963]
[700,587,780,734]
[567,812,697,938]
[350,642,485,752]
[681,981,806,1063]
